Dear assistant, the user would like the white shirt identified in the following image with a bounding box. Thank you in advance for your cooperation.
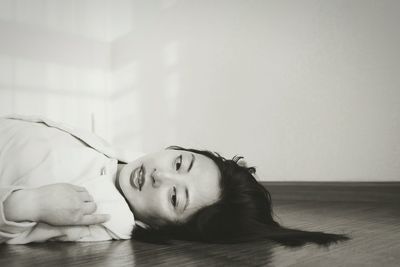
[0,115,137,244]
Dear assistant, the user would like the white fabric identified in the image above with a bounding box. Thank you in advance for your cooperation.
[0,115,136,244]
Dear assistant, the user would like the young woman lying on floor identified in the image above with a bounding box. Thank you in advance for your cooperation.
[0,115,348,246]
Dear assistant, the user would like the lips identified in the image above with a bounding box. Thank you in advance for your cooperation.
[130,165,145,191]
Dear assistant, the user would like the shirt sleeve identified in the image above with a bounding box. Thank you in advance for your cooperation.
[0,186,37,243]
[5,223,119,244]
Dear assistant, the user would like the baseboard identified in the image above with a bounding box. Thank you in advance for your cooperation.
[260,182,400,202]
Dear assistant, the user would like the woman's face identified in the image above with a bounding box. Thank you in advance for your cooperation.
[118,149,221,227]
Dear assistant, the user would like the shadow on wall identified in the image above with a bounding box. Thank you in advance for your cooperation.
[1,0,400,181]
[110,39,183,158]
[0,17,111,140]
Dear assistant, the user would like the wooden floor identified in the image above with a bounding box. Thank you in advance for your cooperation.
[1,182,399,267]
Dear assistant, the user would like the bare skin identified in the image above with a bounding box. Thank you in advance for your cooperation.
[3,183,109,226]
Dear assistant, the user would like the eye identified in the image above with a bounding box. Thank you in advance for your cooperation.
[171,186,177,207]
[175,155,182,171]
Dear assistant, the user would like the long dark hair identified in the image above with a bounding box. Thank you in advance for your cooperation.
[132,146,349,247]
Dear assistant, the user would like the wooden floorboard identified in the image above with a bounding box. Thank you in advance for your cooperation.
[1,182,399,266]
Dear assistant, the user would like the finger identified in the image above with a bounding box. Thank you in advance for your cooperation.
[79,192,94,202]
[80,214,110,225]
[82,202,97,214]
[72,185,87,192]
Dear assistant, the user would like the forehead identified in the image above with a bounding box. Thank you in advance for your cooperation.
[166,149,220,179]
[167,149,221,222]
[188,153,221,218]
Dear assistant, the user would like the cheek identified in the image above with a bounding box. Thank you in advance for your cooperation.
[130,189,158,213]
[143,193,168,222]
[129,194,147,220]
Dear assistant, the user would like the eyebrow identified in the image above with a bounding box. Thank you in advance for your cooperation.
[183,187,190,213]
[188,153,195,172]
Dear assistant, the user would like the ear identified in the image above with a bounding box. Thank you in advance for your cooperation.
[237,159,248,168]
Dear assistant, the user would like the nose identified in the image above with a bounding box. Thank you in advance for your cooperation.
[151,169,179,188]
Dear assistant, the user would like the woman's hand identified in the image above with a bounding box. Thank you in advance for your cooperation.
[4,183,110,226]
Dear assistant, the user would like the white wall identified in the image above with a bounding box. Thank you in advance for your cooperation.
[0,0,119,140]
[1,0,399,181]
[110,0,400,181]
